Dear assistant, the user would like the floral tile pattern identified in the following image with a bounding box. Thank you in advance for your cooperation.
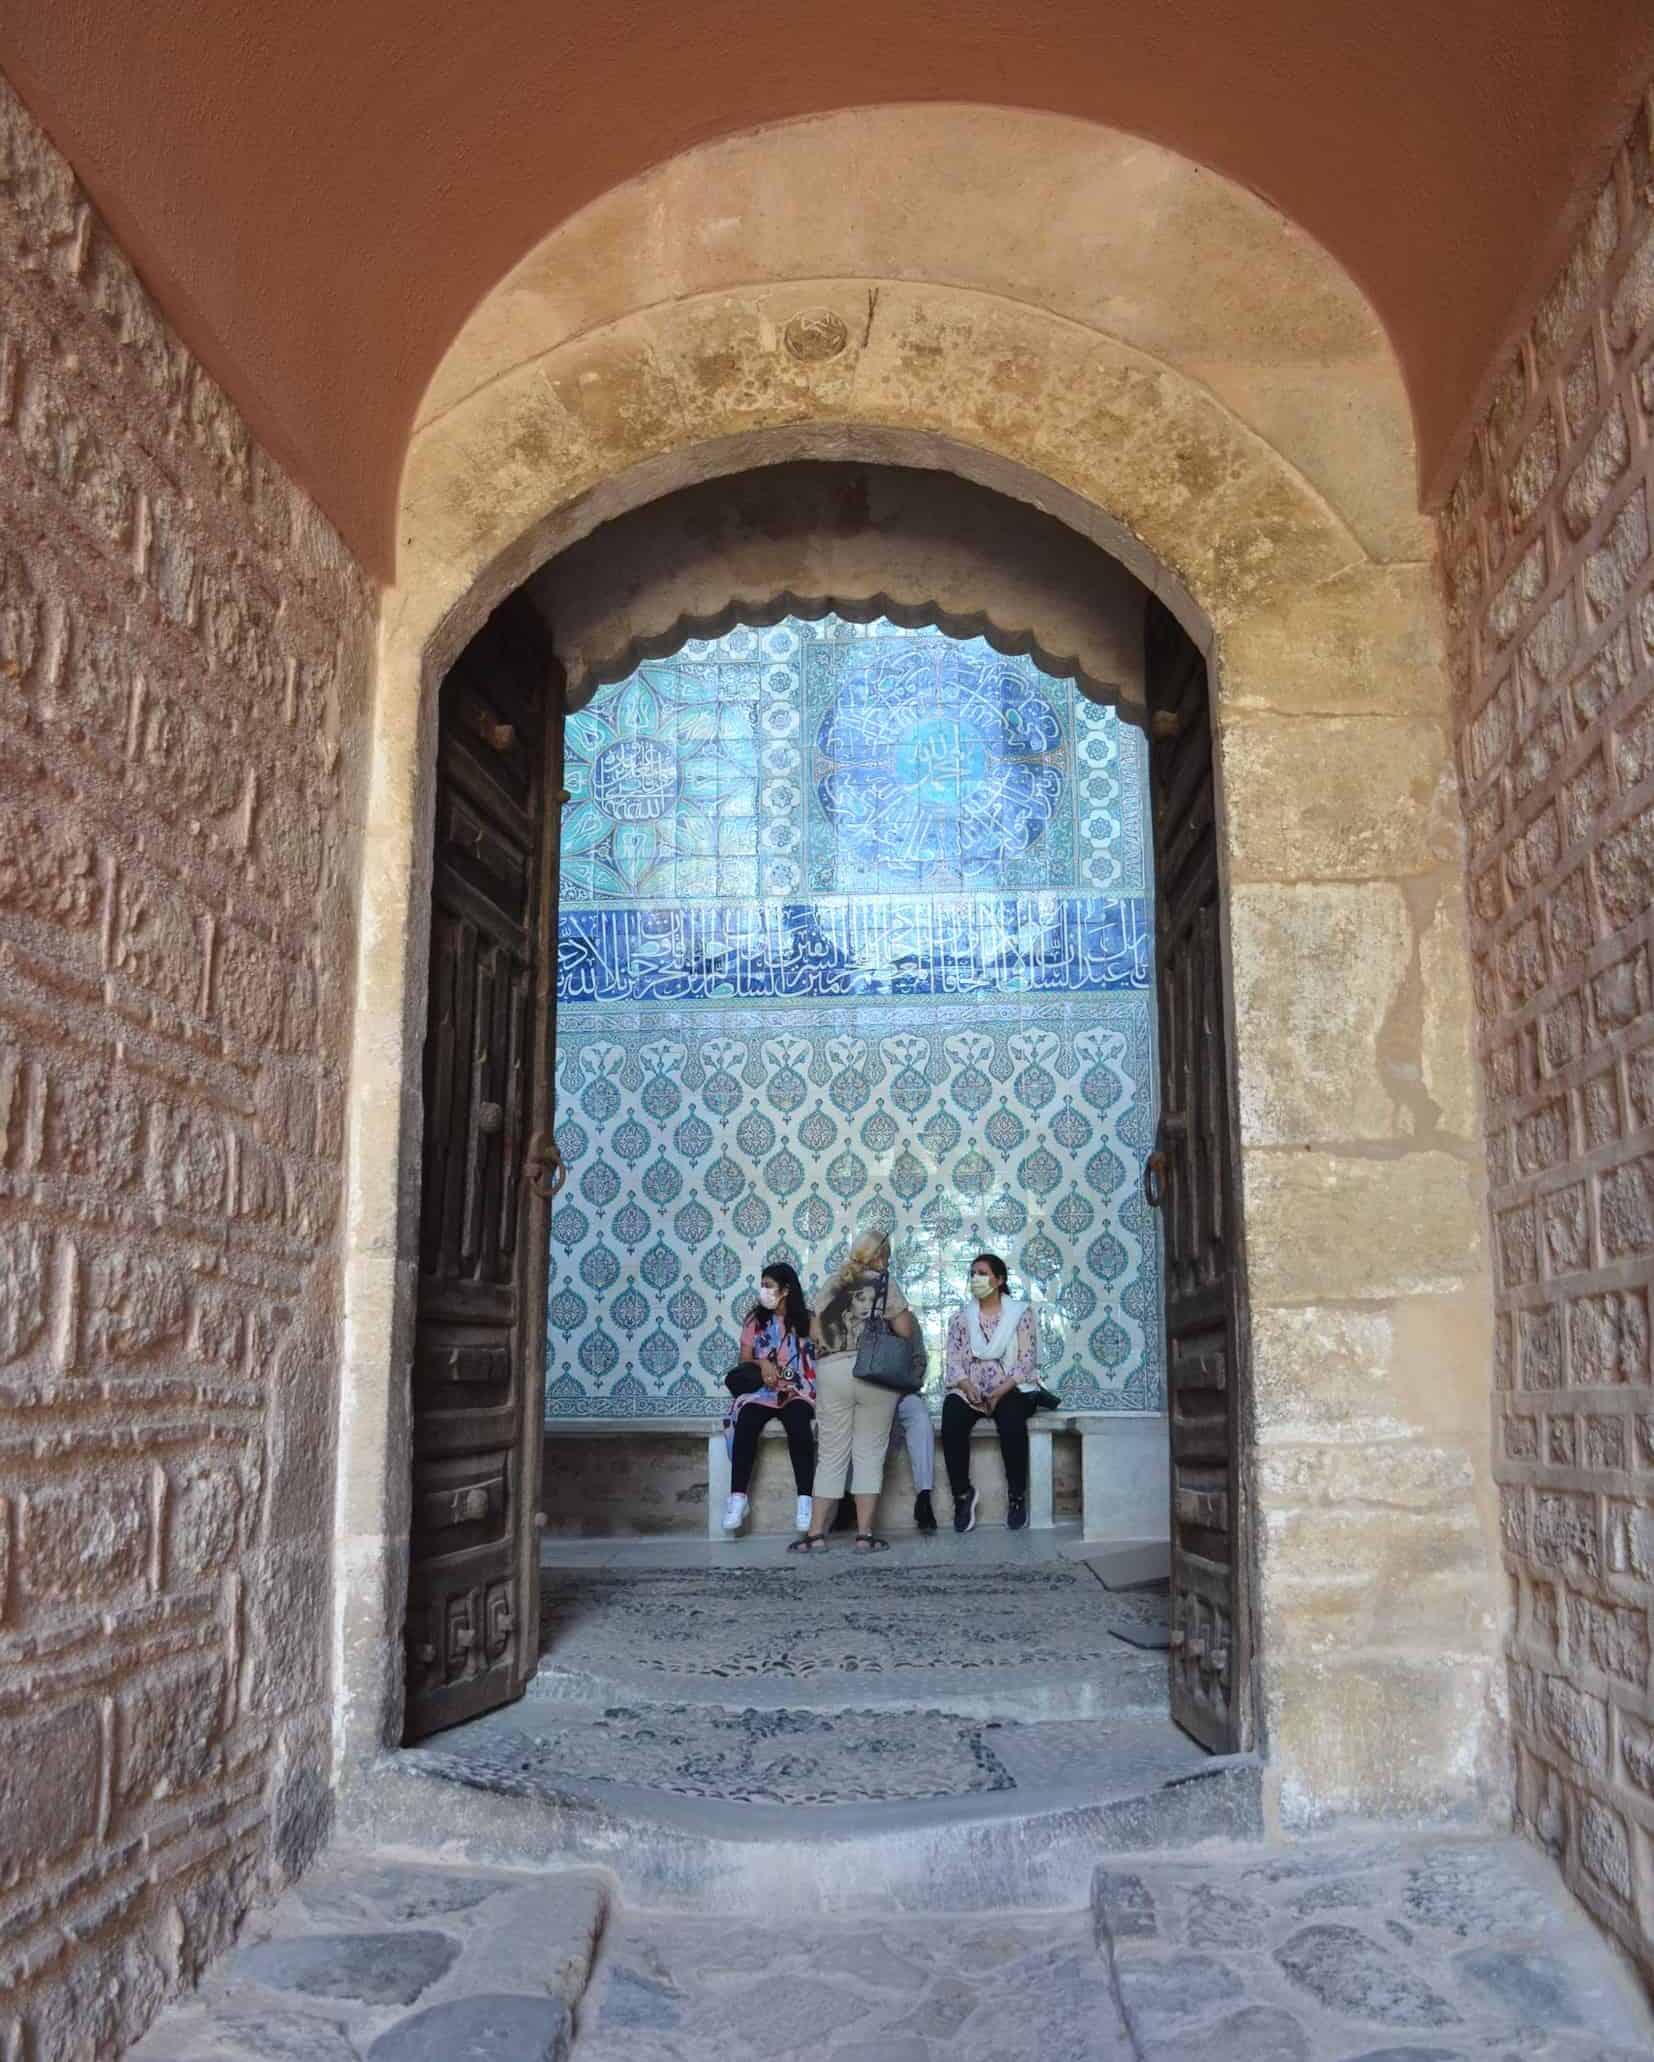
[549,617,1160,1419]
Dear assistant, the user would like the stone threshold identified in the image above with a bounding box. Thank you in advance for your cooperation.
[341,1746,1266,1915]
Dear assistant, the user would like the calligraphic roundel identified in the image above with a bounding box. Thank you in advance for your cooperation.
[815,641,1064,886]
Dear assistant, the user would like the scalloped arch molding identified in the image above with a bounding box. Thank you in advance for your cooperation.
[528,464,1153,713]
[339,115,1500,1828]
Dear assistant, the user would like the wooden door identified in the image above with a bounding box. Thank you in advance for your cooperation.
[1143,597,1251,1755]
[403,596,563,1743]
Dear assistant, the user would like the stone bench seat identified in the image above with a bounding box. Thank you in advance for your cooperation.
[542,1408,1168,1546]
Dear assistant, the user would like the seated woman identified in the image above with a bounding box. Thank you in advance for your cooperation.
[941,1252,1040,1533]
[722,1262,816,1537]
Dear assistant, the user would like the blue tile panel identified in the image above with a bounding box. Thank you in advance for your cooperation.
[548,617,1162,1420]
[560,619,1146,906]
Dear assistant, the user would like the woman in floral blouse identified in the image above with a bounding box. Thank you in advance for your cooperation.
[721,1261,816,1537]
[942,1251,1040,1533]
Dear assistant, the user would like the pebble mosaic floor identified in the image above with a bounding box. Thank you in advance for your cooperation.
[404,1536,1187,1812]
[404,1699,1210,1812]
[536,1556,1169,1686]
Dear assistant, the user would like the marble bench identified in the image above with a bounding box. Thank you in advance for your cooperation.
[542,1410,1169,1545]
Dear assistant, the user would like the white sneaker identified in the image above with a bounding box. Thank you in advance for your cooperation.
[795,1495,814,1534]
[721,1492,749,1534]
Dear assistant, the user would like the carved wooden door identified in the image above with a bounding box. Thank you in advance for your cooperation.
[404,597,563,1743]
[1143,597,1251,1756]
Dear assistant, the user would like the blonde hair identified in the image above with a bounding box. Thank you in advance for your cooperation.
[816,1225,894,1342]
[824,1227,891,1295]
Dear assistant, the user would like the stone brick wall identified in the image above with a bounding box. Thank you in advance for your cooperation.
[1441,83,1654,1979]
[0,74,373,2058]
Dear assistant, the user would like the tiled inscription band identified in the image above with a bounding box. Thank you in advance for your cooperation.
[558,893,1152,1007]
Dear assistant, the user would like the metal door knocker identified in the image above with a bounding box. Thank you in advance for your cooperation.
[522,1127,566,1201]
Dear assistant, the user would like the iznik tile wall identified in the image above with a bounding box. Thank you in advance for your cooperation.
[547,617,1161,1418]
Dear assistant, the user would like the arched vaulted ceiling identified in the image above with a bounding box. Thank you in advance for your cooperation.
[5,1,1652,577]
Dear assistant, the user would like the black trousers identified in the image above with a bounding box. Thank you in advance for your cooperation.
[941,1389,1038,1499]
[729,1398,816,1495]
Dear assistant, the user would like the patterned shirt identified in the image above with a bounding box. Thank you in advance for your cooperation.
[722,1312,816,1444]
[813,1270,910,1363]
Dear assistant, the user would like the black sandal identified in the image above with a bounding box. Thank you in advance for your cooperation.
[854,1533,890,1553]
[788,1534,829,1553]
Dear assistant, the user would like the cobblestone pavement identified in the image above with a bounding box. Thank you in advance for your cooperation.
[130,1850,612,2062]
[578,1907,1127,2062]
[129,1537,1654,2057]
[1096,1835,1654,2061]
[134,1834,1653,2062]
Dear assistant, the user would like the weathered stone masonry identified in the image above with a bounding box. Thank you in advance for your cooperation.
[1442,83,1654,1980]
[0,76,372,2058]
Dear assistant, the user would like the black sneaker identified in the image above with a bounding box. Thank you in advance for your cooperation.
[914,1490,937,1534]
[1006,1494,1028,1532]
[953,1487,978,1534]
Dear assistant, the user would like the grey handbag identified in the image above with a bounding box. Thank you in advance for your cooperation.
[852,1272,922,1395]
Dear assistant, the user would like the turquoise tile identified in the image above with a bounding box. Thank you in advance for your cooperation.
[549,616,1162,1421]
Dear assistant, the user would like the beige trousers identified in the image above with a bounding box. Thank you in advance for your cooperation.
[811,1350,901,1501]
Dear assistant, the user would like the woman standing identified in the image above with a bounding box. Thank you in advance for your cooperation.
[722,1262,816,1537]
[792,1228,917,1554]
[942,1252,1040,1533]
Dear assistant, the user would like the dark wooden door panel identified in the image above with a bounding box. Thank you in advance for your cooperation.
[404,597,560,1743]
[1145,598,1250,1757]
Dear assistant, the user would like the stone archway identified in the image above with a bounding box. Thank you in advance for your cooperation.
[337,112,1498,1831]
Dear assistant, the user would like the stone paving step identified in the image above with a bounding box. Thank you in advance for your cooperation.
[125,1529,1654,2059]
[340,1531,1229,1916]
[526,1650,1167,1719]
[130,1850,612,2062]
[130,1834,1651,2062]
[576,1905,1127,2061]
[349,1733,1263,1916]
[570,1832,1654,2060]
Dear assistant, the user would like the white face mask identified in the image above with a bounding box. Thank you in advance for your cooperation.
[758,1284,781,1311]
[969,1274,996,1300]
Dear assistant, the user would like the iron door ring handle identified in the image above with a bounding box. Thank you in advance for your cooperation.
[1144,1150,1168,1208]
[523,1127,566,1202]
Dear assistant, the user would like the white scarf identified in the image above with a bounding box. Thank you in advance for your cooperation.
[968,1294,1028,1368]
